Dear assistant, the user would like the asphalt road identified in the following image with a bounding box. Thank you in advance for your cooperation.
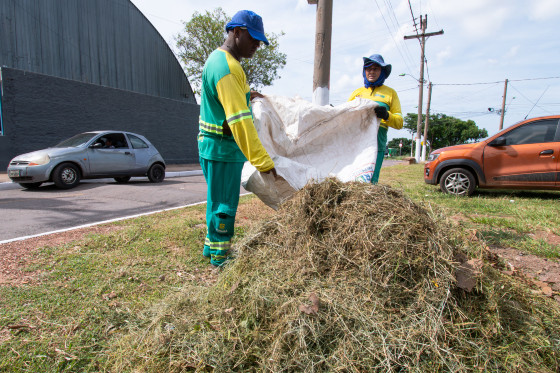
[0,160,403,243]
[0,171,219,242]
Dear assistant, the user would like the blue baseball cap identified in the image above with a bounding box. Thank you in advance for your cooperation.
[225,10,270,46]
[363,54,392,78]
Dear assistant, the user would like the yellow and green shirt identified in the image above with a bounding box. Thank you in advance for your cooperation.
[348,85,403,130]
[198,48,274,172]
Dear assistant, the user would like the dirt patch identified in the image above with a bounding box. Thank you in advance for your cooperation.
[0,328,11,344]
[489,245,560,303]
[0,225,123,285]
[449,214,471,224]
[528,230,560,247]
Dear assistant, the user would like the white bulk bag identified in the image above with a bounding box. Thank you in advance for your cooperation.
[242,95,380,209]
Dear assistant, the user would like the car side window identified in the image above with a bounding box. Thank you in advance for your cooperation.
[502,119,558,145]
[128,134,149,149]
[102,133,128,149]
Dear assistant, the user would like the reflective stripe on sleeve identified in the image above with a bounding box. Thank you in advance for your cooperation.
[227,110,252,126]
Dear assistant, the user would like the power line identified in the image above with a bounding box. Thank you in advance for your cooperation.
[398,86,421,92]
[373,0,415,75]
[407,0,419,34]
[432,83,502,108]
[383,0,401,35]
[424,57,431,83]
[508,83,536,105]
[403,13,443,162]
[382,0,417,73]
[434,76,560,86]
[507,83,552,118]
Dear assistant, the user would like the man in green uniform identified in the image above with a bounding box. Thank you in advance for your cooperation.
[198,10,277,266]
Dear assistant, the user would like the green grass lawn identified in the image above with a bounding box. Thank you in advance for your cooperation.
[383,164,560,258]
[1,164,558,372]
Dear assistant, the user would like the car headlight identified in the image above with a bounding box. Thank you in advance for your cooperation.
[427,153,440,162]
[27,154,51,166]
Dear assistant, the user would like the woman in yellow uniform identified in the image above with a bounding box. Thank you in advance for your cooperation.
[348,54,403,183]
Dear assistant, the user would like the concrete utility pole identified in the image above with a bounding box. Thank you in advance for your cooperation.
[421,82,432,161]
[499,79,508,131]
[308,0,333,106]
[404,15,443,162]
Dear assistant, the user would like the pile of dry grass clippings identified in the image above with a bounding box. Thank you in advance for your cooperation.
[108,179,560,373]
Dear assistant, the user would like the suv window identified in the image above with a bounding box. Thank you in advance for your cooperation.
[128,134,149,149]
[502,119,558,145]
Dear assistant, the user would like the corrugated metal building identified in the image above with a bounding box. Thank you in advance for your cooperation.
[0,0,200,169]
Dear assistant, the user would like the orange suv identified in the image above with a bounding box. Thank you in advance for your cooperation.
[424,115,560,196]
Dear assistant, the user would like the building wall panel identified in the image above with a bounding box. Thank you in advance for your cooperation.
[0,0,195,103]
[0,68,199,169]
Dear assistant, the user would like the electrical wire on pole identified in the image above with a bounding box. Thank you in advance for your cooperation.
[404,15,443,163]
[524,86,549,119]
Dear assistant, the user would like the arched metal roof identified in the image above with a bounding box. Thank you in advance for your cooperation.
[0,0,195,103]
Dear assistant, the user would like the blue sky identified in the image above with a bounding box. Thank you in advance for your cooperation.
[130,0,560,143]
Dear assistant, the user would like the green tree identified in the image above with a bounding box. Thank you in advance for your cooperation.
[387,137,412,156]
[175,8,287,97]
[403,113,488,151]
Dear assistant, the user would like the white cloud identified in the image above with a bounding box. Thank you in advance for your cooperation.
[529,0,560,20]
[331,74,357,96]
[427,0,507,17]
[461,8,509,38]
[295,0,309,12]
[505,45,519,59]
[435,46,452,65]
[424,0,513,39]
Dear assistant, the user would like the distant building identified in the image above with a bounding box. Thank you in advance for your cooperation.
[0,0,200,169]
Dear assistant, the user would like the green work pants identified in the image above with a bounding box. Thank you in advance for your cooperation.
[200,157,244,266]
[372,126,388,184]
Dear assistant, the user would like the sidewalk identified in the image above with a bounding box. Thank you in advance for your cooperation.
[0,164,201,183]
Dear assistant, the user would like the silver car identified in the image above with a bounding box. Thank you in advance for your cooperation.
[7,131,166,189]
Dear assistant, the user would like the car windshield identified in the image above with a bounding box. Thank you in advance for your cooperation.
[53,133,97,147]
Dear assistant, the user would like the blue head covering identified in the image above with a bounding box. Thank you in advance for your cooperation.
[362,54,392,89]
[225,10,270,45]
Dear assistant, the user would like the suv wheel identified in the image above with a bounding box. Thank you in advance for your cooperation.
[439,168,475,196]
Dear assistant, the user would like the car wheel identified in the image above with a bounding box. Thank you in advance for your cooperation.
[52,163,81,189]
[439,168,476,196]
[147,164,165,183]
[20,182,43,189]
[114,176,131,183]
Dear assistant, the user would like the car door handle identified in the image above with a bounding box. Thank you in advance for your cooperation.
[539,149,554,155]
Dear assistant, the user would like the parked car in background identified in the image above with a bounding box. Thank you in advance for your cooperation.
[424,115,560,196]
[7,131,166,189]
